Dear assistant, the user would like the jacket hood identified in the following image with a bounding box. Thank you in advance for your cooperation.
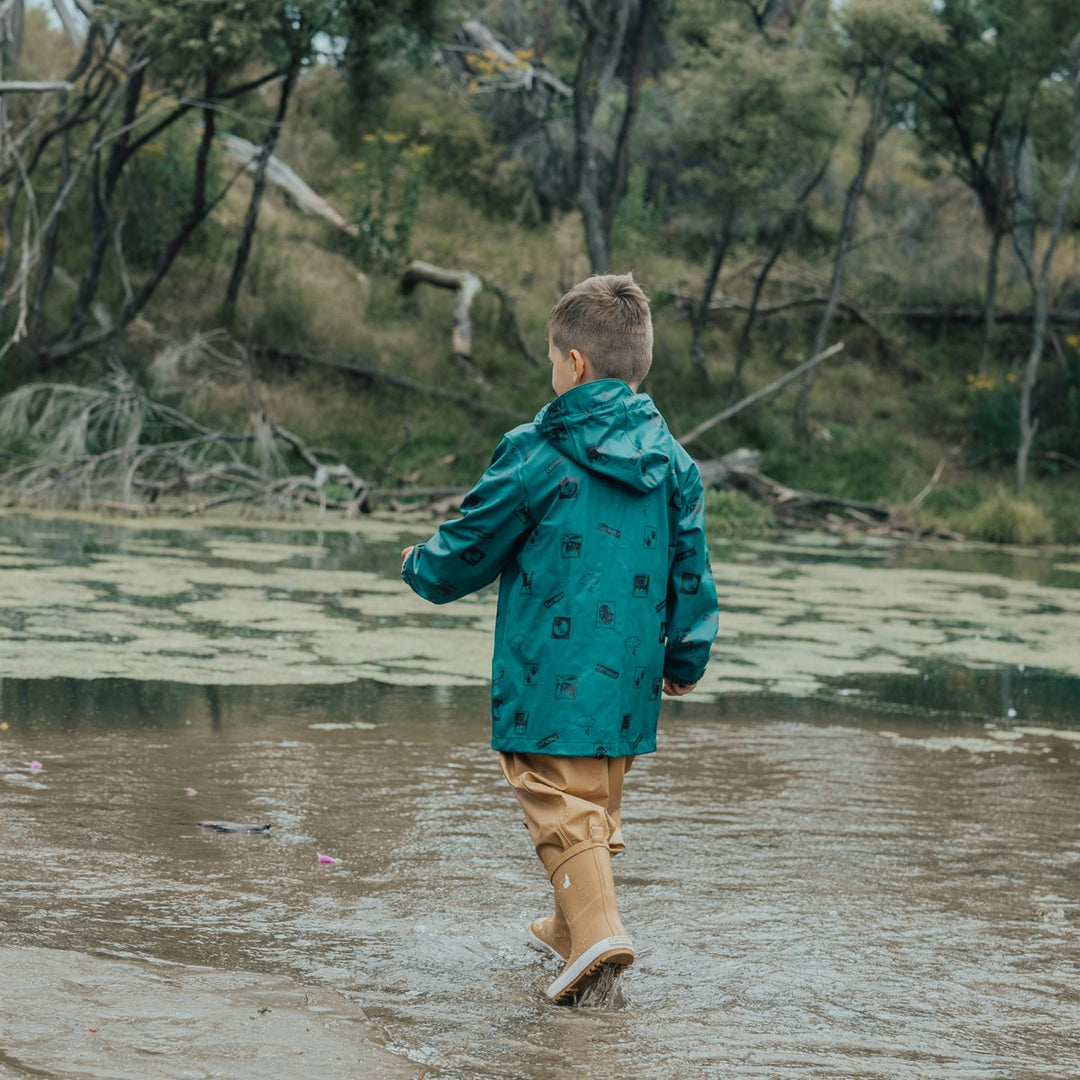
[534,379,673,492]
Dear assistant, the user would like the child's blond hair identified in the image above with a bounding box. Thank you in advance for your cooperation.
[545,273,653,387]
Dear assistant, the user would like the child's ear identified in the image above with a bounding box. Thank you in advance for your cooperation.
[568,348,590,383]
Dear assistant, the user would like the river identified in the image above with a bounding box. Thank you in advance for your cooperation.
[1,511,1078,1079]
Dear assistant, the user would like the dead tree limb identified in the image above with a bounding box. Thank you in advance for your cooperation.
[401,259,483,361]
[218,131,359,238]
[458,20,572,98]
[0,81,73,93]
[0,368,374,515]
[679,341,845,447]
[677,291,1080,329]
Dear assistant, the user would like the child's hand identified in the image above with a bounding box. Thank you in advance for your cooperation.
[400,545,415,572]
[662,678,696,697]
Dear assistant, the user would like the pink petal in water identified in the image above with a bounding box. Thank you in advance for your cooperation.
[317,853,337,865]
[184,787,197,797]
[29,761,43,771]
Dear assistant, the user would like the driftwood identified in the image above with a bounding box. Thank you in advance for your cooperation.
[697,448,962,540]
[679,342,844,446]
[400,259,538,367]
[0,80,73,93]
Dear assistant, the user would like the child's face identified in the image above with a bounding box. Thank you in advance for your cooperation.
[548,339,580,396]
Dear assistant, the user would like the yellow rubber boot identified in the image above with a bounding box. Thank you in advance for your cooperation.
[528,891,571,961]
[546,842,634,1003]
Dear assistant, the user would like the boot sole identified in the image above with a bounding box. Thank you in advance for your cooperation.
[546,935,635,1003]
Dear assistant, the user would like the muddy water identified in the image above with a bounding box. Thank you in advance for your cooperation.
[1,513,1080,1079]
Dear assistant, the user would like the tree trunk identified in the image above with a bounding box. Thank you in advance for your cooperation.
[31,88,70,335]
[571,3,613,274]
[67,64,144,341]
[570,0,649,275]
[793,58,892,439]
[223,66,298,320]
[729,158,828,402]
[729,240,783,403]
[979,211,1004,375]
[690,210,735,377]
[1017,34,1080,496]
[41,74,228,365]
[600,0,654,242]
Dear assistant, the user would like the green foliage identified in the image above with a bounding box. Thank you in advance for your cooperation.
[126,126,220,267]
[98,0,289,83]
[764,426,910,502]
[965,371,1019,457]
[961,486,1053,544]
[344,133,431,270]
[1034,334,1080,464]
[704,488,775,537]
[611,166,665,259]
[836,0,946,68]
[659,17,840,244]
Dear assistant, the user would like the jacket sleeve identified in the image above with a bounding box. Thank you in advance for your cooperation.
[402,435,533,604]
[663,464,719,685]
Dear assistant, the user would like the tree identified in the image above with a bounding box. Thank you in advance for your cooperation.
[1016,32,1080,495]
[904,0,1080,373]
[660,4,837,379]
[566,0,663,274]
[792,0,944,439]
[0,0,441,369]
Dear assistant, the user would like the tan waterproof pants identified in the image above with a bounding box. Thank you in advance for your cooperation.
[499,752,634,878]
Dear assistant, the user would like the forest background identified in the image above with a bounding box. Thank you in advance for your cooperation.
[1,0,1079,543]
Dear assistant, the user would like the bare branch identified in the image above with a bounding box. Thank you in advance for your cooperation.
[0,81,73,93]
[679,342,845,447]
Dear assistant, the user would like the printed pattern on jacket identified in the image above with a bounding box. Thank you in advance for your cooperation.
[403,379,719,757]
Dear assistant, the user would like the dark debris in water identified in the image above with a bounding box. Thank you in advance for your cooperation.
[197,821,272,834]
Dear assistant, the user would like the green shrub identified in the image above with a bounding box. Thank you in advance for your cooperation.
[344,132,431,271]
[962,487,1052,545]
[127,124,220,267]
[966,371,1019,458]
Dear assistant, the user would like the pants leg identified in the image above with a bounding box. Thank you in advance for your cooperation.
[499,752,634,877]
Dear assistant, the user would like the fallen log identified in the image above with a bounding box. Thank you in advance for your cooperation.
[457,20,573,98]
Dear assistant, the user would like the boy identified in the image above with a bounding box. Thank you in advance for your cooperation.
[401,273,719,1003]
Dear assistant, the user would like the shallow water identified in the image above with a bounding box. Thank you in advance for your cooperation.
[1,513,1079,1079]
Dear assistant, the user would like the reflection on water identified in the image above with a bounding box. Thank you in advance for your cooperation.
[2,678,1079,1079]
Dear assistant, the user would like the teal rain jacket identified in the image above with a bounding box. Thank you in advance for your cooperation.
[402,379,719,757]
